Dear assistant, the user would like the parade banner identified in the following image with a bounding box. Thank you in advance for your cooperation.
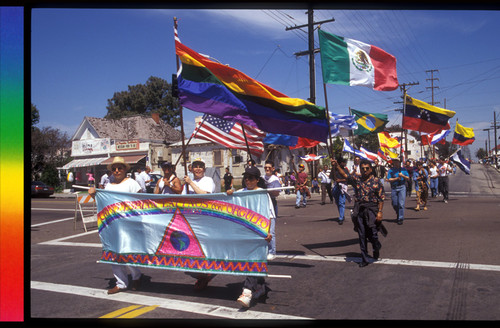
[95,189,271,277]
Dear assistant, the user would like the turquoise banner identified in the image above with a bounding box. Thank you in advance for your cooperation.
[96,189,271,276]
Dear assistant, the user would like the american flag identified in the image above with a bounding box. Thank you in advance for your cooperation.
[191,114,266,156]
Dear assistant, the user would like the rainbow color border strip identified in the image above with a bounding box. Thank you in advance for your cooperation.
[0,7,24,322]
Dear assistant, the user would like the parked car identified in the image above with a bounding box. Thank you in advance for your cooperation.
[31,181,54,197]
[146,174,163,193]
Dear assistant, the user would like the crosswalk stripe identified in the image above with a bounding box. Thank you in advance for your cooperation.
[31,281,311,320]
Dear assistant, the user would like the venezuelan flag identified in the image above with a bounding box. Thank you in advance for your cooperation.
[176,41,329,142]
[350,108,388,135]
[452,123,475,146]
[403,96,455,134]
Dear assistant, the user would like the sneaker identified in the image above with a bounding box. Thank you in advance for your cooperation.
[237,288,252,308]
[267,253,276,261]
[397,220,403,225]
[295,206,300,209]
[444,200,448,204]
[338,219,344,225]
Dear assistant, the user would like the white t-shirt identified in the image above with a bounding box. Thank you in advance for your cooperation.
[134,172,146,191]
[438,163,450,177]
[182,176,215,194]
[158,175,177,194]
[429,166,438,179]
[140,171,151,187]
[264,174,281,198]
[318,171,331,184]
[105,178,142,193]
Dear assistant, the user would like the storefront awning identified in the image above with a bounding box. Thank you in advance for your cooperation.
[100,154,147,167]
[61,157,108,170]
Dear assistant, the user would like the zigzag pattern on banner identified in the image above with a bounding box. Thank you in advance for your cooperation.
[100,251,268,275]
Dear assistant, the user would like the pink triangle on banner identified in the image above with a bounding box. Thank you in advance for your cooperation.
[155,208,205,258]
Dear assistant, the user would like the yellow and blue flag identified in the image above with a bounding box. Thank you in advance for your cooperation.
[351,108,388,135]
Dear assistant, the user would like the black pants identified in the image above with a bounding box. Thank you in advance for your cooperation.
[438,176,449,200]
[352,202,381,264]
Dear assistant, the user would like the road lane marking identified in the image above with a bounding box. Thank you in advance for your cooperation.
[31,281,311,320]
[117,305,159,318]
[99,305,142,318]
[31,217,74,227]
[275,254,500,272]
[32,208,93,212]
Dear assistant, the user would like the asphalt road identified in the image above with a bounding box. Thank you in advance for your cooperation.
[29,164,500,323]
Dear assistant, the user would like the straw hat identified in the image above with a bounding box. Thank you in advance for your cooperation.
[107,156,130,171]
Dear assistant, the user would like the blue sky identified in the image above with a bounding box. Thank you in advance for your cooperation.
[31,8,500,158]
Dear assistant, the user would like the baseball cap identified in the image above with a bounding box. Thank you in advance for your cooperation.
[243,166,261,179]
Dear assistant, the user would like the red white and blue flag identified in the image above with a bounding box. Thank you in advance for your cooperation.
[192,114,266,156]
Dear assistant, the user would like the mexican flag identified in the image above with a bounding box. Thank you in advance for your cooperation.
[318,29,398,91]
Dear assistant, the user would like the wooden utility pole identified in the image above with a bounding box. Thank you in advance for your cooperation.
[425,69,440,106]
[286,10,334,104]
[399,82,419,162]
[286,9,334,177]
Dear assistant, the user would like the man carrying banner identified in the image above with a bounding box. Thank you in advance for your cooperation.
[331,158,385,267]
[89,156,144,295]
[386,159,410,225]
[227,166,273,307]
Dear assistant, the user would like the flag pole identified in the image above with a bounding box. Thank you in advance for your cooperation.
[401,93,407,162]
[174,17,189,193]
[240,124,254,163]
[323,83,333,159]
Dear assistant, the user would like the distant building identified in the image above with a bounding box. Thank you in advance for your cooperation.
[60,113,181,186]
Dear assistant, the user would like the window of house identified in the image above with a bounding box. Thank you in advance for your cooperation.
[213,150,223,166]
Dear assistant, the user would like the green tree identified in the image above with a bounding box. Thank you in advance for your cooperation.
[31,103,40,128]
[475,148,488,160]
[105,76,180,127]
[31,126,71,181]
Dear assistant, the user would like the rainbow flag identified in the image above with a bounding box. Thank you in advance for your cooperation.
[96,189,272,276]
[452,123,475,146]
[175,40,329,142]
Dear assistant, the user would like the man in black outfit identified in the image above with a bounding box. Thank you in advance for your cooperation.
[332,158,385,267]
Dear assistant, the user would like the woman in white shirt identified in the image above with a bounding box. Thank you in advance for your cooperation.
[89,156,143,295]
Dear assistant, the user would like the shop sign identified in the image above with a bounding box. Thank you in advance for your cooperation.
[116,140,140,151]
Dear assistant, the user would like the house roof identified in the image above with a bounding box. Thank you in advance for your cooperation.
[84,115,182,144]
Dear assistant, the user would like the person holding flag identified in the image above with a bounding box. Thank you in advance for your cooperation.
[331,158,385,267]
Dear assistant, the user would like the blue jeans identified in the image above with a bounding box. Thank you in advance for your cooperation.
[430,178,438,196]
[296,190,307,207]
[391,184,406,221]
[268,217,276,255]
[332,184,346,221]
